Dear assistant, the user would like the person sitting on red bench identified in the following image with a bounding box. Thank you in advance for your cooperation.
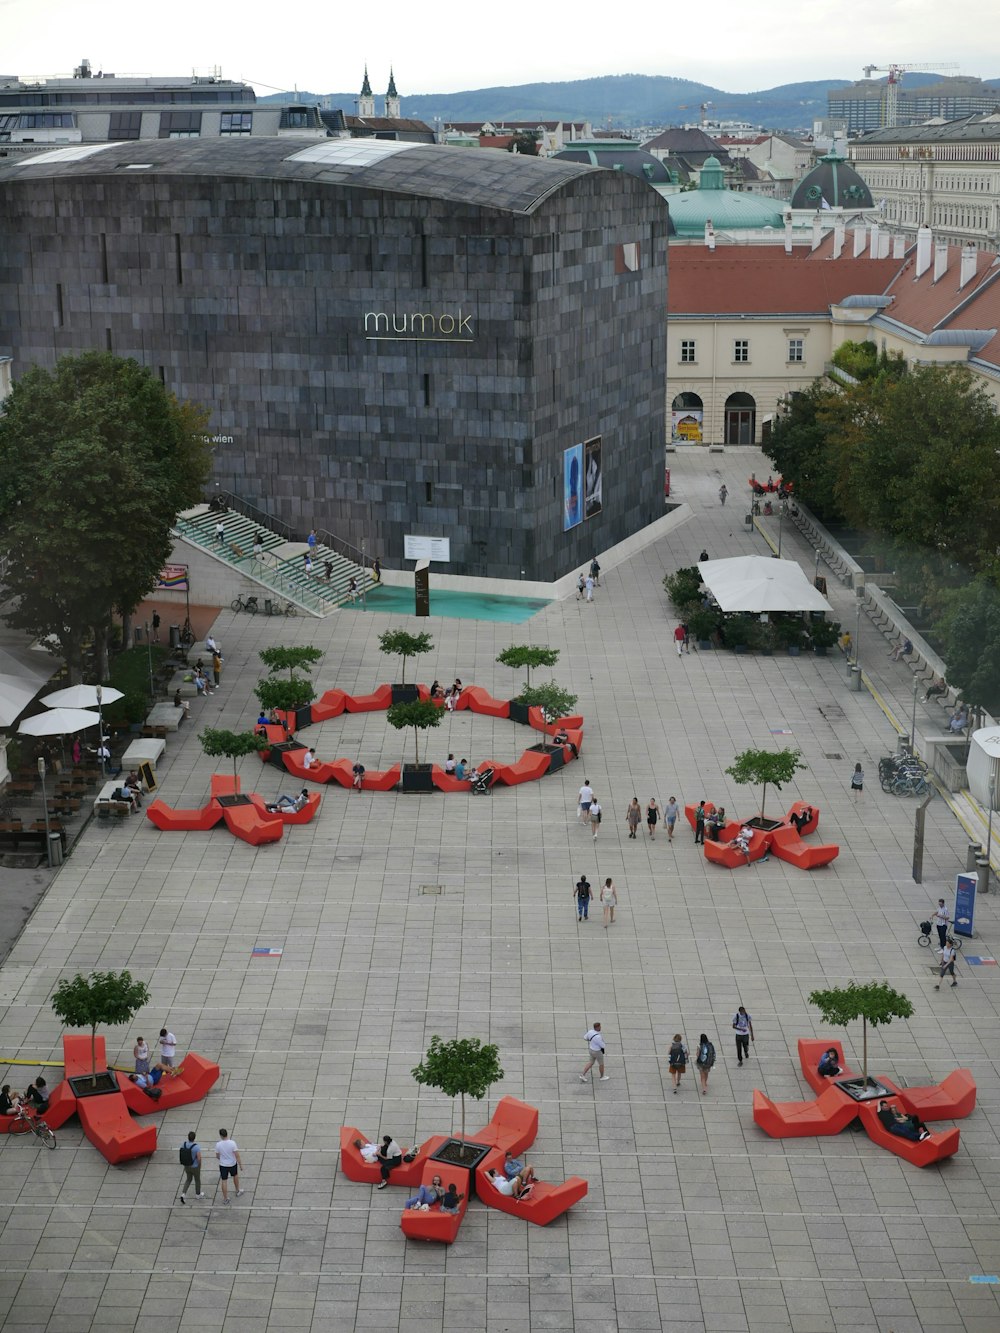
[877,1100,930,1141]
[486,1165,536,1199]
[817,1048,841,1078]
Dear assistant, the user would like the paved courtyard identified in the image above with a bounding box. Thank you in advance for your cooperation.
[1,447,998,1333]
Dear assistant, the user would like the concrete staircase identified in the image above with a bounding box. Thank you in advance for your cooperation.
[174,505,370,616]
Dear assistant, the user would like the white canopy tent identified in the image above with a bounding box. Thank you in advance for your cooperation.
[697,556,834,615]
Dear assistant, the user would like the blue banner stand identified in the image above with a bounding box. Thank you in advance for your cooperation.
[954,873,977,938]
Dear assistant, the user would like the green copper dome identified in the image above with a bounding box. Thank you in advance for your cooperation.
[668,156,789,236]
[791,154,874,210]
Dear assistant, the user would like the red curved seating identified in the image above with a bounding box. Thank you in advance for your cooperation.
[463,687,510,719]
[250,793,322,824]
[312,690,348,720]
[346,685,393,712]
[339,1127,448,1186]
[475,1150,588,1226]
[474,1096,539,1155]
[493,751,551,786]
[362,764,401,791]
[117,1054,221,1114]
[76,1094,157,1164]
[856,1100,960,1166]
[399,1163,469,1243]
[210,774,241,798]
[769,826,840,868]
[752,1086,860,1138]
[798,1038,856,1096]
[221,803,283,845]
[532,711,584,734]
[432,768,473,792]
[703,828,769,867]
[785,801,819,834]
[146,800,223,831]
[38,1078,78,1130]
[896,1070,977,1121]
[684,801,716,830]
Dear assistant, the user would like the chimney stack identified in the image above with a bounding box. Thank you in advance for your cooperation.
[879,232,890,259]
[811,215,823,251]
[892,233,906,259]
[915,226,933,277]
[705,220,716,252]
[784,212,793,255]
[933,241,949,283]
[833,218,845,260]
[853,225,866,258]
[868,222,879,257]
[959,244,978,289]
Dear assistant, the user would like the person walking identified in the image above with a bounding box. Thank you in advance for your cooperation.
[935,940,958,989]
[695,1034,716,1095]
[625,797,642,839]
[580,1024,608,1082]
[585,574,595,603]
[732,1006,754,1066]
[646,797,660,840]
[673,623,686,657]
[664,797,679,842]
[694,801,706,845]
[576,572,586,600]
[590,556,601,586]
[307,528,317,551]
[215,520,226,545]
[600,878,618,928]
[589,798,602,841]
[212,652,222,689]
[932,899,951,950]
[151,610,161,643]
[178,1131,205,1203]
[667,1034,688,1093]
[578,780,594,825]
[215,1129,244,1204]
[574,875,593,923]
[850,763,864,799]
[372,558,382,584]
[719,484,728,506]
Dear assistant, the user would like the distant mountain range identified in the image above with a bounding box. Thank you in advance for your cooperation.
[258,71,996,132]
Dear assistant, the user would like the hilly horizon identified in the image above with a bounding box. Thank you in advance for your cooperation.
[258,70,995,131]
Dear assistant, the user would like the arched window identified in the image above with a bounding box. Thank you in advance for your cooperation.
[724,392,756,446]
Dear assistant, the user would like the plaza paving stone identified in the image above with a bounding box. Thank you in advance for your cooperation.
[1,447,999,1332]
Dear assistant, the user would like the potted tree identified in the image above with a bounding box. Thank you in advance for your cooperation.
[51,969,151,1097]
[724,746,806,830]
[496,645,560,697]
[724,614,758,654]
[511,682,578,731]
[772,614,806,656]
[808,618,841,656]
[411,1035,505,1169]
[807,981,914,1102]
[378,629,433,703]
[687,606,721,651]
[387,698,443,791]
[199,728,269,795]
[662,566,703,611]
[254,676,317,730]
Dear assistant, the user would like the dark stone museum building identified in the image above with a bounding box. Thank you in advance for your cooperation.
[0,139,668,579]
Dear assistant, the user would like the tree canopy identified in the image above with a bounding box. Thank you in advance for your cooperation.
[411,1035,504,1141]
[938,578,1000,712]
[50,969,151,1085]
[0,352,211,680]
[725,747,805,819]
[808,980,914,1086]
[199,727,268,778]
[258,646,323,679]
[496,645,560,687]
[515,681,578,722]
[377,630,434,683]
[254,677,317,713]
[386,699,443,765]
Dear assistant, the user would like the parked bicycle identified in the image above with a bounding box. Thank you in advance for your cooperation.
[918,921,963,951]
[6,1104,57,1149]
[879,754,930,796]
[267,599,297,617]
[230,594,260,615]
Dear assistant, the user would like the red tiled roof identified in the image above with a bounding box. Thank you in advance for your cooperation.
[669,248,906,315]
[881,244,1000,369]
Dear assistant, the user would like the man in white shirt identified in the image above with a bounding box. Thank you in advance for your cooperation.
[580,1023,609,1082]
[302,749,316,770]
[578,781,594,824]
[215,1129,244,1203]
[932,899,951,949]
[935,941,958,989]
[206,634,221,657]
[159,1028,177,1066]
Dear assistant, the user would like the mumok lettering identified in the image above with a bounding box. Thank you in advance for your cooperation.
[364,309,474,340]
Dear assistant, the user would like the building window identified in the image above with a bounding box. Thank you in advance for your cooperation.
[108,112,142,141]
[220,112,252,136]
[733,339,749,363]
[788,338,804,363]
[680,340,696,363]
[159,112,202,139]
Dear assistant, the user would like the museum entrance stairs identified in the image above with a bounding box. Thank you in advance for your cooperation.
[174,500,371,617]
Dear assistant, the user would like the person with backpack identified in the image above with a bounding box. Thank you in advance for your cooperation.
[732,1006,754,1065]
[580,1023,608,1082]
[178,1131,204,1203]
[695,1034,716,1095]
[667,1034,688,1093]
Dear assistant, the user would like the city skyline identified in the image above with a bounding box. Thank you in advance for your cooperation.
[3,0,999,100]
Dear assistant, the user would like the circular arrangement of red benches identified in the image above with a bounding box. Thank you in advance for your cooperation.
[258,684,584,792]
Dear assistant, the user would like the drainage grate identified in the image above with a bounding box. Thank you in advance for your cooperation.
[419,884,444,895]
[825,753,843,760]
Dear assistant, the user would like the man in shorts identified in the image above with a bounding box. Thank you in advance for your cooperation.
[215,1129,244,1204]
[578,780,594,824]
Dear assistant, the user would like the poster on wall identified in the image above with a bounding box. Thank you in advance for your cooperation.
[672,411,703,443]
[155,564,189,591]
[563,443,583,531]
[584,436,602,520]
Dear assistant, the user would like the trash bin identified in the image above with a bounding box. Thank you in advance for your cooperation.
[264,599,273,615]
[744,513,753,527]
[47,832,63,868]
[169,624,181,650]
[849,665,863,692]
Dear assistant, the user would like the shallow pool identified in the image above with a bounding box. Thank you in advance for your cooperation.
[343,585,551,623]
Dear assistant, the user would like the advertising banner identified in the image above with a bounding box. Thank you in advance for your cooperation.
[155,564,189,591]
[954,873,977,938]
[563,443,583,531]
[672,411,703,443]
[584,436,602,520]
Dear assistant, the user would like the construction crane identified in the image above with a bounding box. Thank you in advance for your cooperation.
[861,62,959,127]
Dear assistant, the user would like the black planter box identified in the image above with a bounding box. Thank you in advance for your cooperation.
[400,764,434,793]
[69,1071,119,1098]
[429,1138,492,1189]
[835,1076,890,1103]
[526,742,560,773]
[508,701,530,725]
[267,739,306,769]
[391,684,419,704]
[293,704,314,730]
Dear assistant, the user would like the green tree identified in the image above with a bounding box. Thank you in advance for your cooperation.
[386,699,443,765]
[764,382,845,520]
[496,645,560,689]
[515,682,578,722]
[807,981,914,1088]
[50,969,151,1087]
[411,1035,504,1142]
[725,747,805,819]
[831,339,878,381]
[507,130,539,156]
[377,630,434,683]
[253,677,317,714]
[0,352,211,679]
[199,727,268,780]
[939,577,1000,712]
[258,646,323,679]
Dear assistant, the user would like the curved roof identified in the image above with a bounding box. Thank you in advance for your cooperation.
[0,137,604,216]
[552,141,673,184]
[791,155,873,210]
[668,156,788,236]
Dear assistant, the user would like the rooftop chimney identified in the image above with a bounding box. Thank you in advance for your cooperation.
[933,241,949,283]
[959,244,978,289]
[705,220,716,252]
[915,226,933,278]
[853,225,866,258]
[784,213,793,255]
[833,218,845,260]
[892,234,906,259]
[868,222,879,257]
[811,215,822,251]
[879,232,890,259]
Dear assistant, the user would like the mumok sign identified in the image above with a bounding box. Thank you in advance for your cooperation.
[364,309,474,342]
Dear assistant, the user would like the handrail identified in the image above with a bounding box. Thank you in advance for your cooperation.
[172,517,329,615]
[214,490,370,571]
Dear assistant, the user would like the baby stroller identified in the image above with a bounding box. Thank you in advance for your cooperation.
[470,766,495,796]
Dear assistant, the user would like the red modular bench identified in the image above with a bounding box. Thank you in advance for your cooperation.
[63,1035,157,1163]
[146,799,223,831]
[493,751,552,786]
[475,1150,588,1226]
[362,764,401,791]
[894,1070,976,1121]
[703,827,769,868]
[250,792,322,824]
[463,687,511,719]
[856,1100,960,1166]
[118,1052,221,1114]
[346,685,393,712]
[399,1163,470,1243]
[220,802,283,845]
[432,767,475,792]
[753,1086,860,1138]
[784,800,819,835]
[798,1038,856,1096]
[769,826,840,869]
[312,690,348,720]
[532,710,584,734]
[474,1096,540,1155]
[339,1127,448,1187]
[210,774,241,798]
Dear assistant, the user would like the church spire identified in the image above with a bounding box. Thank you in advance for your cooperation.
[358,65,375,118]
[385,67,400,119]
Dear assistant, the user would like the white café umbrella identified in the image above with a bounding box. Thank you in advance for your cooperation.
[41,684,124,709]
[19,708,105,737]
[0,674,41,728]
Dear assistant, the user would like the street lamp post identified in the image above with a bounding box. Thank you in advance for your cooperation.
[361,542,367,609]
[96,684,105,777]
[144,621,154,700]
[910,675,918,753]
[38,756,53,867]
[984,763,996,895]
